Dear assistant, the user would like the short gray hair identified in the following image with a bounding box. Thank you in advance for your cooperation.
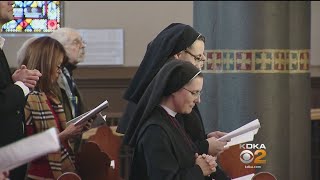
[50,27,80,46]
[17,36,38,66]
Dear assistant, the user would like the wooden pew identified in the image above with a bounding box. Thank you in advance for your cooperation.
[218,145,256,179]
[252,172,277,180]
[57,172,81,180]
[76,125,123,180]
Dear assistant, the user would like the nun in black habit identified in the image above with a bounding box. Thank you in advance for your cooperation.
[117,23,230,179]
[117,23,202,135]
[123,60,216,180]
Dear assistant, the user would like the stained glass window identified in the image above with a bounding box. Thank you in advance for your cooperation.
[2,1,63,33]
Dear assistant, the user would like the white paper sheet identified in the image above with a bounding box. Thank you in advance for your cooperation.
[232,173,255,180]
[0,128,60,172]
[218,119,260,147]
[67,100,109,126]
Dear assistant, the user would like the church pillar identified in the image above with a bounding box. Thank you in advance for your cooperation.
[194,2,311,179]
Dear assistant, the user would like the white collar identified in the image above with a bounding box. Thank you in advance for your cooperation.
[160,104,177,117]
[0,36,5,49]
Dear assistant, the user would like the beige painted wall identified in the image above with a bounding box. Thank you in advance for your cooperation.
[311,1,320,65]
[310,1,320,76]
[2,1,320,76]
[2,1,193,68]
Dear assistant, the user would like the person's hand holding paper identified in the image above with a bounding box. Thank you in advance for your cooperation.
[59,123,86,142]
[218,119,261,148]
[83,118,94,131]
[207,131,228,139]
[207,137,228,156]
[66,100,109,127]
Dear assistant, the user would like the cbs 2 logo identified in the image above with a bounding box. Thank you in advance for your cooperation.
[240,149,267,164]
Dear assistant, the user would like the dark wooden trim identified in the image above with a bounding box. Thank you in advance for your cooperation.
[311,77,320,108]
[311,77,320,89]
[71,66,138,121]
[75,79,132,88]
[73,66,138,80]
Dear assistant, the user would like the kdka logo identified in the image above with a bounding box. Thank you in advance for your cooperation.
[239,143,267,169]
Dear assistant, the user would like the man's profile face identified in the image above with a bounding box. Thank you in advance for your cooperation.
[65,32,86,65]
[0,1,14,25]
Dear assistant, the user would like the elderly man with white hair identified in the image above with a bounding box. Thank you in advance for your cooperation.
[50,27,86,122]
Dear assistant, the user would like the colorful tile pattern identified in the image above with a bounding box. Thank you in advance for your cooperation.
[202,49,309,73]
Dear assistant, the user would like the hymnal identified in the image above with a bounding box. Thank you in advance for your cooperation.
[218,119,261,147]
[67,100,109,126]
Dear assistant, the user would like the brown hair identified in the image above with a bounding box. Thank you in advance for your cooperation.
[21,36,68,93]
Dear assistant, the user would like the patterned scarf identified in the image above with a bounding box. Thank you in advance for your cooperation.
[61,67,79,118]
[24,91,76,179]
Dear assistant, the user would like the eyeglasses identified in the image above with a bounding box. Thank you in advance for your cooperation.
[184,50,205,63]
[182,87,202,98]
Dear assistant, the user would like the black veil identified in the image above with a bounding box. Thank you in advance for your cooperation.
[123,60,201,146]
[124,23,201,104]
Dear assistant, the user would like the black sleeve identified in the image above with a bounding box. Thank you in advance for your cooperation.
[211,166,232,180]
[0,83,25,113]
[140,125,204,180]
[194,139,209,154]
[116,101,137,134]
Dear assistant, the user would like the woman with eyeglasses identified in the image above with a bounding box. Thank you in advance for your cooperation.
[20,36,86,179]
[123,60,217,180]
[118,23,230,180]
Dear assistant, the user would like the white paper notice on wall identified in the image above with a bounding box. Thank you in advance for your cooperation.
[77,29,124,65]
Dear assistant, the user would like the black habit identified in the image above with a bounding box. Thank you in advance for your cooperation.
[124,60,207,180]
[130,107,204,180]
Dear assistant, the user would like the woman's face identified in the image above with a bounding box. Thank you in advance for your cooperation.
[171,76,203,114]
[52,56,63,83]
[175,40,206,69]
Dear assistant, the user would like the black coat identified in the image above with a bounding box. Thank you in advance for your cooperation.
[0,48,27,180]
[129,107,205,180]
